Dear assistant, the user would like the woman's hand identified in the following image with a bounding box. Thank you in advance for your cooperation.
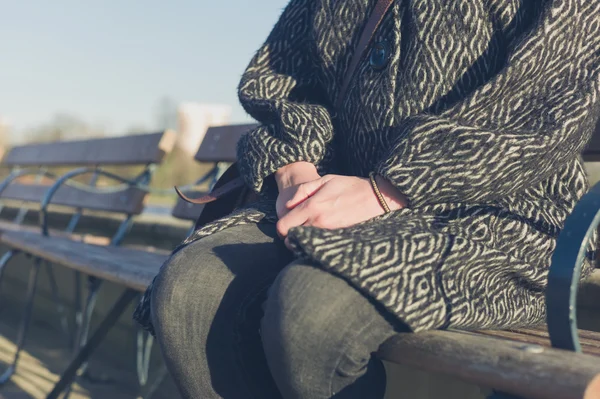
[274,162,321,218]
[276,174,408,241]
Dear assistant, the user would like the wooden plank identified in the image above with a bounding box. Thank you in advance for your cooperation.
[378,329,600,399]
[0,231,167,291]
[1,130,176,167]
[0,220,172,250]
[195,124,257,163]
[0,183,147,214]
[474,328,600,356]
[171,191,207,221]
[0,220,110,245]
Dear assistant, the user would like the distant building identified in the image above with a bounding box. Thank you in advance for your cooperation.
[176,103,231,155]
[0,116,9,132]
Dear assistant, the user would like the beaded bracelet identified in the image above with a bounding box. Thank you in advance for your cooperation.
[368,172,391,213]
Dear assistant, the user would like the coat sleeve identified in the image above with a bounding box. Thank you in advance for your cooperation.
[375,1,600,208]
[236,0,335,193]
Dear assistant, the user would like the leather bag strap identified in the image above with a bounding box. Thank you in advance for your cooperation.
[336,0,394,109]
[177,0,394,205]
[174,176,246,205]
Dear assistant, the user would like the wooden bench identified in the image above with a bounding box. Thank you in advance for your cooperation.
[7,121,600,399]
[0,131,175,390]
[0,125,249,398]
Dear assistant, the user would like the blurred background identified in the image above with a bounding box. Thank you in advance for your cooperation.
[0,3,306,398]
[0,0,289,199]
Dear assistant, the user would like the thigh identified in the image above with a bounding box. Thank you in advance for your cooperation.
[261,261,404,398]
[152,223,291,309]
[262,260,404,366]
[264,260,404,338]
[151,223,293,398]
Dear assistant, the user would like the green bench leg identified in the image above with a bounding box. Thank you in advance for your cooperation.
[136,328,168,398]
[0,256,40,385]
[46,288,138,399]
[44,261,71,346]
[72,271,82,350]
[138,363,169,399]
[0,249,19,313]
[62,277,103,399]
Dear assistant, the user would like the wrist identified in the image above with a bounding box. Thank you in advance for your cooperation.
[275,162,318,190]
[374,175,407,211]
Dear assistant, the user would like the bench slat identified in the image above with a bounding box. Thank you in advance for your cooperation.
[195,124,257,163]
[0,183,147,214]
[475,328,600,356]
[516,325,600,344]
[379,330,600,399]
[0,231,167,292]
[0,220,110,245]
[2,131,175,167]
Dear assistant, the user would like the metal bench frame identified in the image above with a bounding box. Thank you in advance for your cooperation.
[0,132,174,397]
[0,165,156,388]
[489,181,600,398]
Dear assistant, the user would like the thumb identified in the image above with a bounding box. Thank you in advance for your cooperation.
[286,178,326,209]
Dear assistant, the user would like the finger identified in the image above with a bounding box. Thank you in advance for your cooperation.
[286,178,326,210]
[277,202,310,237]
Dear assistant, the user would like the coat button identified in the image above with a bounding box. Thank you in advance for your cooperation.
[369,41,390,70]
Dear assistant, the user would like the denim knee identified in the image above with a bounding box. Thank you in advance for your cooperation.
[150,245,195,337]
[261,263,379,398]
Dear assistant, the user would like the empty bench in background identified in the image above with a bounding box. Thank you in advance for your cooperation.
[0,131,175,391]
[0,124,252,399]
[10,120,600,399]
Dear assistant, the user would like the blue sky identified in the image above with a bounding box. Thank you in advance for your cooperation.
[0,0,289,137]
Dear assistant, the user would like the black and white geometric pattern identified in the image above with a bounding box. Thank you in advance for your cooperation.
[134,0,600,334]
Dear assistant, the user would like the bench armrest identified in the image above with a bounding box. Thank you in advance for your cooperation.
[39,166,153,236]
[547,180,600,352]
[0,168,58,196]
[38,162,227,237]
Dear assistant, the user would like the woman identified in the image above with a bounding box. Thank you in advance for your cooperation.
[134,1,600,398]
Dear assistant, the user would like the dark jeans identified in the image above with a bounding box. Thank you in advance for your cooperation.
[150,223,401,399]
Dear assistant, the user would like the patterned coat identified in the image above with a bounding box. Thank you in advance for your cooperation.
[134,0,600,335]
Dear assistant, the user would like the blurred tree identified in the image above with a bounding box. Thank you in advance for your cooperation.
[126,124,150,134]
[151,145,213,190]
[24,113,106,143]
[0,117,10,161]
